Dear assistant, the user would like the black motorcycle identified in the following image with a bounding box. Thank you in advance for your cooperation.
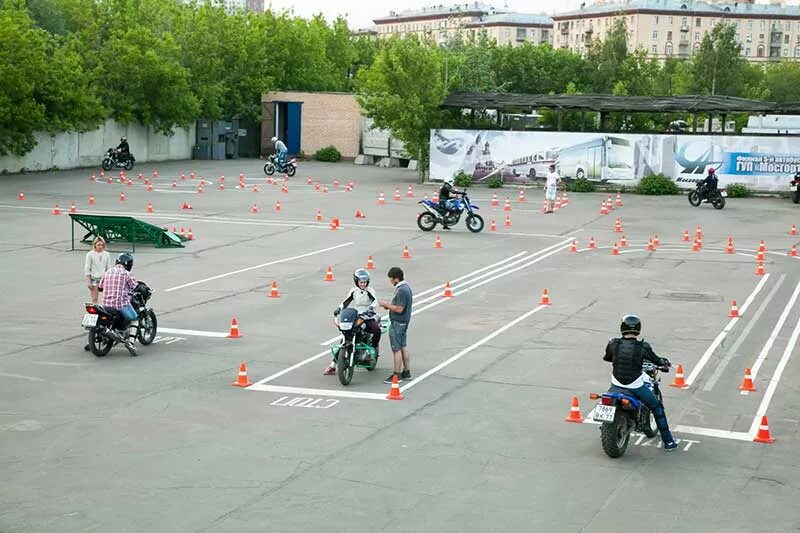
[688,182,726,209]
[263,153,297,177]
[331,308,387,386]
[81,281,157,357]
[791,173,799,204]
[102,147,135,171]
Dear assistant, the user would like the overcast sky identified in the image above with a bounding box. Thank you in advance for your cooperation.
[265,0,583,29]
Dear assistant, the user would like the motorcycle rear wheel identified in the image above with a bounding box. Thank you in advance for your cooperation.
[712,196,726,209]
[286,164,296,177]
[687,191,701,207]
[600,415,631,458]
[337,345,355,386]
[466,213,484,233]
[88,327,113,357]
[417,212,437,232]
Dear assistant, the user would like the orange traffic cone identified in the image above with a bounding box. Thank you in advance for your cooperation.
[614,218,622,233]
[696,225,703,240]
[268,280,280,298]
[378,192,386,205]
[315,210,323,221]
[434,235,443,249]
[180,227,186,237]
[146,202,153,213]
[504,197,512,211]
[758,240,766,253]
[620,235,628,247]
[386,374,404,400]
[365,256,375,270]
[756,249,765,262]
[652,234,660,247]
[252,184,259,193]
[790,224,797,236]
[615,192,623,206]
[682,229,690,242]
[490,220,497,231]
[729,300,740,318]
[491,193,499,207]
[670,364,688,388]
[401,244,412,259]
[171,180,177,188]
[739,368,756,392]
[68,202,77,213]
[407,185,414,197]
[505,215,512,227]
[231,362,252,387]
[227,318,242,338]
[182,201,192,210]
[539,288,551,305]
[564,396,584,423]
[587,236,596,250]
[569,239,577,253]
[355,209,366,219]
[52,204,61,215]
[274,201,281,212]
[119,192,126,202]
[393,188,401,201]
[88,196,95,205]
[611,242,620,255]
[17,192,25,201]
[251,204,259,214]
[599,201,608,215]
[443,281,453,298]
[518,189,526,203]
[756,260,765,276]
[789,244,798,257]
[753,416,775,443]
[329,220,338,231]
[323,266,335,282]
[726,237,735,254]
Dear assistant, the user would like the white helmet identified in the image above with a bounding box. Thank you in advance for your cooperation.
[271,136,277,143]
[444,176,454,185]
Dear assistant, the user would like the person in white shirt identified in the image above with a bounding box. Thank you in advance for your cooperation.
[324,269,381,375]
[84,236,113,304]
[544,164,561,214]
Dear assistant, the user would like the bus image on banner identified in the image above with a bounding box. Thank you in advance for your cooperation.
[556,136,634,182]
[509,150,559,180]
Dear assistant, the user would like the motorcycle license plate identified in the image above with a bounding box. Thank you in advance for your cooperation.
[81,313,98,327]
[593,404,616,422]
[720,190,728,197]
[792,184,799,191]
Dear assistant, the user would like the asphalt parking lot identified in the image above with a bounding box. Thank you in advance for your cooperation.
[1,158,799,532]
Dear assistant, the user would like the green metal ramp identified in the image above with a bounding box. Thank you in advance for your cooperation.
[69,214,187,251]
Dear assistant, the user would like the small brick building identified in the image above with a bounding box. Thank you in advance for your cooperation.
[261,91,362,159]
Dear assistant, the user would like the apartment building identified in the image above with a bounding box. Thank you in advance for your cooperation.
[552,0,800,62]
[372,2,552,46]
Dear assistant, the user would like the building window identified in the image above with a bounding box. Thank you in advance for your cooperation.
[759,34,764,41]
[785,34,790,44]
[516,28,527,41]
[665,42,673,55]
[785,48,789,56]
[748,20,753,29]
[795,45,800,56]
[654,16,659,24]
[695,32,700,41]
[693,42,701,52]
[760,20,765,29]
[747,34,752,43]
[695,17,701,27]
[669,16,673,24]
[505,28,511,40]
[757,44,765,57]
[745,47,751,56]
[653,30,658,40]
[651,44,657,54]
[667,31,673,40]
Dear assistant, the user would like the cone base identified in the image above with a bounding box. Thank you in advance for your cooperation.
[669,383,688,389]
[387,393,404,400]
[564,415,584,423]
[739,383,756,392]
[754,434,775,444]
[232,380,252,387]
[227,333,242,338]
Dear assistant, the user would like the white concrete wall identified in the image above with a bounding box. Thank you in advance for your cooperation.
[0,119,196,173]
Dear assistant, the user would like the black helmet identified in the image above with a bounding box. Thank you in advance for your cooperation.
[116,252,134,271]
[620,314,641,336]
[353,268,370,287]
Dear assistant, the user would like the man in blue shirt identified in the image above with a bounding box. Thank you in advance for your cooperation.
[380,266,413,383]
[271,136,288,170]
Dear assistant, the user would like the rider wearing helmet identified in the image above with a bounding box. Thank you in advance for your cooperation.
[271,136,288,170]
[116,137,131,162]
[438,176,466,230]
[98,252,138,355]
[603,315,678,451]
[323,269,382,375]
[697,167,718,201]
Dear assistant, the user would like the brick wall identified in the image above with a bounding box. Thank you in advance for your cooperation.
[261,92,362,159]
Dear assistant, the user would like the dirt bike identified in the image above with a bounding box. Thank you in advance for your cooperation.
[331,308,389,386]
[417,190,484,233]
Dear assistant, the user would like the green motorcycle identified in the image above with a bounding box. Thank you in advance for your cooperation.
[331,308,389,386]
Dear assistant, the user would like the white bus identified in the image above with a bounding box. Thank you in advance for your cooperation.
[509,149,559,179]
[556,136,634,182]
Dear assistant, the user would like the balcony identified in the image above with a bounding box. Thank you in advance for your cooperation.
[680,25,689,33]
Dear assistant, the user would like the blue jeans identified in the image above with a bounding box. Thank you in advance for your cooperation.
[120,304,137,322]
[627,384,675,445]
[277,150,287,168]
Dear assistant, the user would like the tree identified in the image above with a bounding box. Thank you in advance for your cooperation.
[763,61,800,102]
[356,35,446,180]
[586,17,629,94]
[688,23,748,96]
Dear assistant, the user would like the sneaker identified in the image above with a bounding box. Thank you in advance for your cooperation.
[400,370,412,381]
[124,341,138,357]
[323,365,336,375]
[384,373,399,384]
[84,344,91,351]
[442,226,451,230]
[663,441,678,451]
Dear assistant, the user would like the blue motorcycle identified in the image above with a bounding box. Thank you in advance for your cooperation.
[417,190,484,233]
[589,361,669,458]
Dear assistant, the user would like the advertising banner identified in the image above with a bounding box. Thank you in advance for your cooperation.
[430,129,800,192]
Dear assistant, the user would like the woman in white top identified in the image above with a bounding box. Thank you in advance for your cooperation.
[84,236,113,304]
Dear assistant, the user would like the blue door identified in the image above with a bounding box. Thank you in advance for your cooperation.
[286,102,302,155]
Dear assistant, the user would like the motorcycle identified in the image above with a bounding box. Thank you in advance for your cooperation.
[81,281,157,357]
[263,153,297,177]
[102,148,135,171]
[791,173,799,204]
[331,308,389,386]
[589,361,670,458]
[688,182,726,209]
[417,190,485,233]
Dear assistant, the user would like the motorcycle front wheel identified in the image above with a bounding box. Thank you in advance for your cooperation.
[263,163,275,176]
[600,415,631,458]
[337,345,355,386]
[417,212,437,232]
[88,327,113,357]
[101,158,113,171]
[137,310,158,345]
[712,196,726,210]
[466,213,484,233]
[687,191,701,207]
[286,164,296,177]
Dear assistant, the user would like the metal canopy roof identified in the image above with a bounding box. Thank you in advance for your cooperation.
[442,92,787,114]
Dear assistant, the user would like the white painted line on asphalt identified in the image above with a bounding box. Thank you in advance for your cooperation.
[0,372,45,382]
[685,274,771,386]
[703,274,786,392]
[245,384,387,400]
[164,242,354,292]
[672,425,752,441]
[31,361,91,367]
[746,279,800,384]
[748,312,800,438]
[400,304,549,393]
[158,327,229,338]
[164,338,185,345]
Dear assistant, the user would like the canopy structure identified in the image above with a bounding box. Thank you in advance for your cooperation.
[441,92,800,132]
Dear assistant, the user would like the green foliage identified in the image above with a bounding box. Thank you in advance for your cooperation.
[453,170,472,188]
[569,178,595,192]
[486,176,502,188]
[314,145,341,162]
[635,174,680,195]
[687,23,749,96]
[726,183,752,198]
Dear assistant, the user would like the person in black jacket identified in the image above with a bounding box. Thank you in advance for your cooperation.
[438,177,465,230]
[603,315,678,450]
[116,137,131,162]
[697,167,719,201]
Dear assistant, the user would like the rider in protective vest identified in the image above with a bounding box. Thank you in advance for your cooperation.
[323,269,382,375]
[603,315,678,451]
[438,177,466,230]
